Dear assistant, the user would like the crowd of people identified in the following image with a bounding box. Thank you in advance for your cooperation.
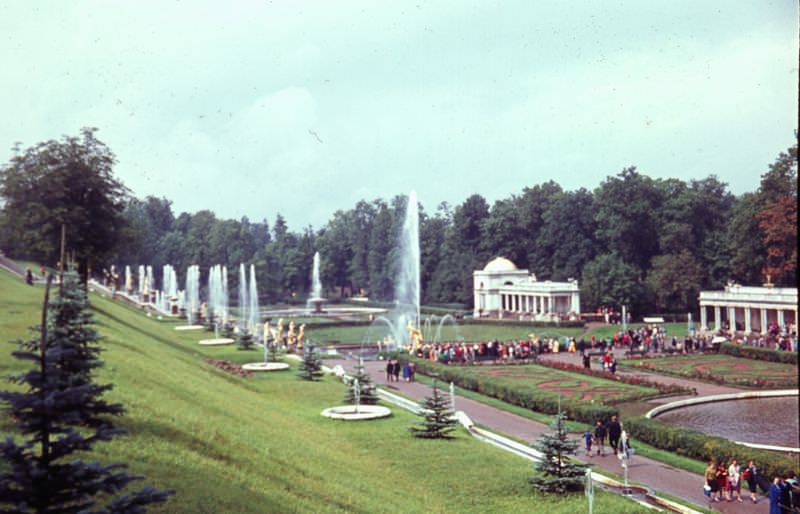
[704,459,800,511]
[384,358,416,383]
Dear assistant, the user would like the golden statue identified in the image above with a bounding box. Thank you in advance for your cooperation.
[406,320,423,353]
[263,321,271,343]
[288,320,296,346]
[297,324,305,350]
[200,302,207,320]
[276,318,284,344]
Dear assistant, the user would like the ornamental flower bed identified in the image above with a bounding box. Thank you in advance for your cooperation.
[534,358,694,397]
[626,355,798,389]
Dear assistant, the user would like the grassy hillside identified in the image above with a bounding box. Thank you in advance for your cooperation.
[0,270,643,513]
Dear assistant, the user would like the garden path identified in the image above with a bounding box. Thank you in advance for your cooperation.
[356,359,765,514]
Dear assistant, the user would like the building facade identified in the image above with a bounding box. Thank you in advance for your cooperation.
[473,257,580,319]
[698,284,798,334]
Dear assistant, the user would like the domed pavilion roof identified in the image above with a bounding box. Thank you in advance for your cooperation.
[483,257,518,272]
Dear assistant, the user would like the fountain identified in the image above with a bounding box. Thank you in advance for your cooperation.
[242,321,290,371]
[199,264,234,345]
[306,252,326,313]
[238,263,248,333]
[434,314,464,344]
[162,264,178,314]
[321,377,392,420]
[176,265,204,331]
[392,191,421,348]
[248,264,259,335]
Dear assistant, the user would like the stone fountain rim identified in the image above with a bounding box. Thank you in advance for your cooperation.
[241,362,290,371]
[321,405,392,420]
[198,338,235,345]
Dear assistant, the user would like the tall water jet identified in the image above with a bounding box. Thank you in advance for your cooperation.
[310,252,322,301]
[238,263,248,332]
[138,265,146,299]
[393,191,421,347]
[221,266,229,326]
[185,265,200,324]
[248,264,260,335]
[162,264,178,313]
[146,265,154,302]
[124,265,132,294]
[207,264,229,327]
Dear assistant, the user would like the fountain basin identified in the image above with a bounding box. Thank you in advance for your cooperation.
[199,338,235,346]
[242,362,290,372]
[176,325,205,331]
[321,405,392,420]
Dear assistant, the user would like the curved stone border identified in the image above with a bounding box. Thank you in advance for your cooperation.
[242,362,290,372]
[175,325,205,331]
[198,338,235,346]
[321,405,392,420]
[646,389,800,453]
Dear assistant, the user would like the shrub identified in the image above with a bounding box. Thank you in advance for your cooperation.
[718,342,798,365]
[624,417,798,480]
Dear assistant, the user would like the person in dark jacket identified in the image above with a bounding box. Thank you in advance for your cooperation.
[594,420,607,457]
[607,415,622,455]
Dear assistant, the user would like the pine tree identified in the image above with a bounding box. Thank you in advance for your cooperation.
[237,329,255,350]
[297,344,324,381]
[222,322,235,340]
[343,361,379,405]
[529,408,587,494]
[409,378,457,439]
[0,272,173,512]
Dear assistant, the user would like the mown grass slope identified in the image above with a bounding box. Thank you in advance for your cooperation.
[0,269,644,513]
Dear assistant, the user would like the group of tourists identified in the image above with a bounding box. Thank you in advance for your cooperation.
[583,414,630,460]
[704,459,800,511]
[384,358,416,383]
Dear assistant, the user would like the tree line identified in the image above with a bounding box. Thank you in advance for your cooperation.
[0,129,796,317]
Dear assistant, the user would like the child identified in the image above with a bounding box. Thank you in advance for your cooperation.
[584,430,593,457]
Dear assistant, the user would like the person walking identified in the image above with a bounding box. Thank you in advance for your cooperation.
[594,420,607,457]
[769,476,783,514]
[705,460,720,503]
[607,415,622,455]
[744,460,759,503]
[727,459,743,502]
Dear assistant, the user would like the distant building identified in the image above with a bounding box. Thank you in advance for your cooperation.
[473,257,580,319]
[699,284,798,334]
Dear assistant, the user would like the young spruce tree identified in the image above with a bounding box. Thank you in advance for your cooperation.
[237,329,255,351]
[343,361,379,405]
[529,408,587,494]
[0,272,173,513]
[409,378,457,439]
[297,343,324,381]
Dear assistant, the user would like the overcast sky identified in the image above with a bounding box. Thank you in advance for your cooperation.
[1,1,796,229]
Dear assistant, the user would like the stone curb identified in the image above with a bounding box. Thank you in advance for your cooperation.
[646,389,800,453]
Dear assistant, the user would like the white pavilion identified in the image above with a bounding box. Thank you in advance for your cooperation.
[699,283,798,334]
[473,257,581,319]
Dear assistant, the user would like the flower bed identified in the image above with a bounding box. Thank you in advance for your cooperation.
[625,354,798,388]
[718,342,798,365]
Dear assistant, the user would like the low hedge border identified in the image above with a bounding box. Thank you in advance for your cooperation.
[624,417,798,480]
[718,342,798,365]
[402,357,617,424]
[460,318,585,329]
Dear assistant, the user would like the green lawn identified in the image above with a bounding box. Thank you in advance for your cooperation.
[583,322,690,340]
[306,323,582,345]
[0,269,645,513]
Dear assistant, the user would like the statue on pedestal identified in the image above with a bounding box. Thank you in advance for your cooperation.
[297,324,305,350]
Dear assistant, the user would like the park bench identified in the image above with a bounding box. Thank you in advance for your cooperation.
[586,350,605,358]
[624,348,648,358]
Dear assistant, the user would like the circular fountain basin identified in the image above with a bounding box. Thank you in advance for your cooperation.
[648,390,799,451]
[242,362,290,372]
[175,325,205,331]
[321,405,392,420]
[198,338,235,346]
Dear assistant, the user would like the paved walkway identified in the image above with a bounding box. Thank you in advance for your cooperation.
[353,359,767,514]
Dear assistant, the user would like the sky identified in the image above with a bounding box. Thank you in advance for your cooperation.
[1,1,797,230]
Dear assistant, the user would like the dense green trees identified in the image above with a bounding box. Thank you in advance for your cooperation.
[0,129,128,282]
[1,131,795,316]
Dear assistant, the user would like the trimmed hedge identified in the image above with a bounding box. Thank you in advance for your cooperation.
[403,357,617,425]
[719,342,798,365]
[625,417,798,480]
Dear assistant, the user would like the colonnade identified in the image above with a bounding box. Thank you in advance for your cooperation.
[700,303,798,334]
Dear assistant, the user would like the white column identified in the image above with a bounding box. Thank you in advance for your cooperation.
[777,309,785,328]
[714,306,721,330]
[572,292,581,314]
[729,307,736,331]
[744,307,751,333]
[525,295,531,313]
[761,308,768,334]
[700,305,707,331]
[545,296,550,314]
